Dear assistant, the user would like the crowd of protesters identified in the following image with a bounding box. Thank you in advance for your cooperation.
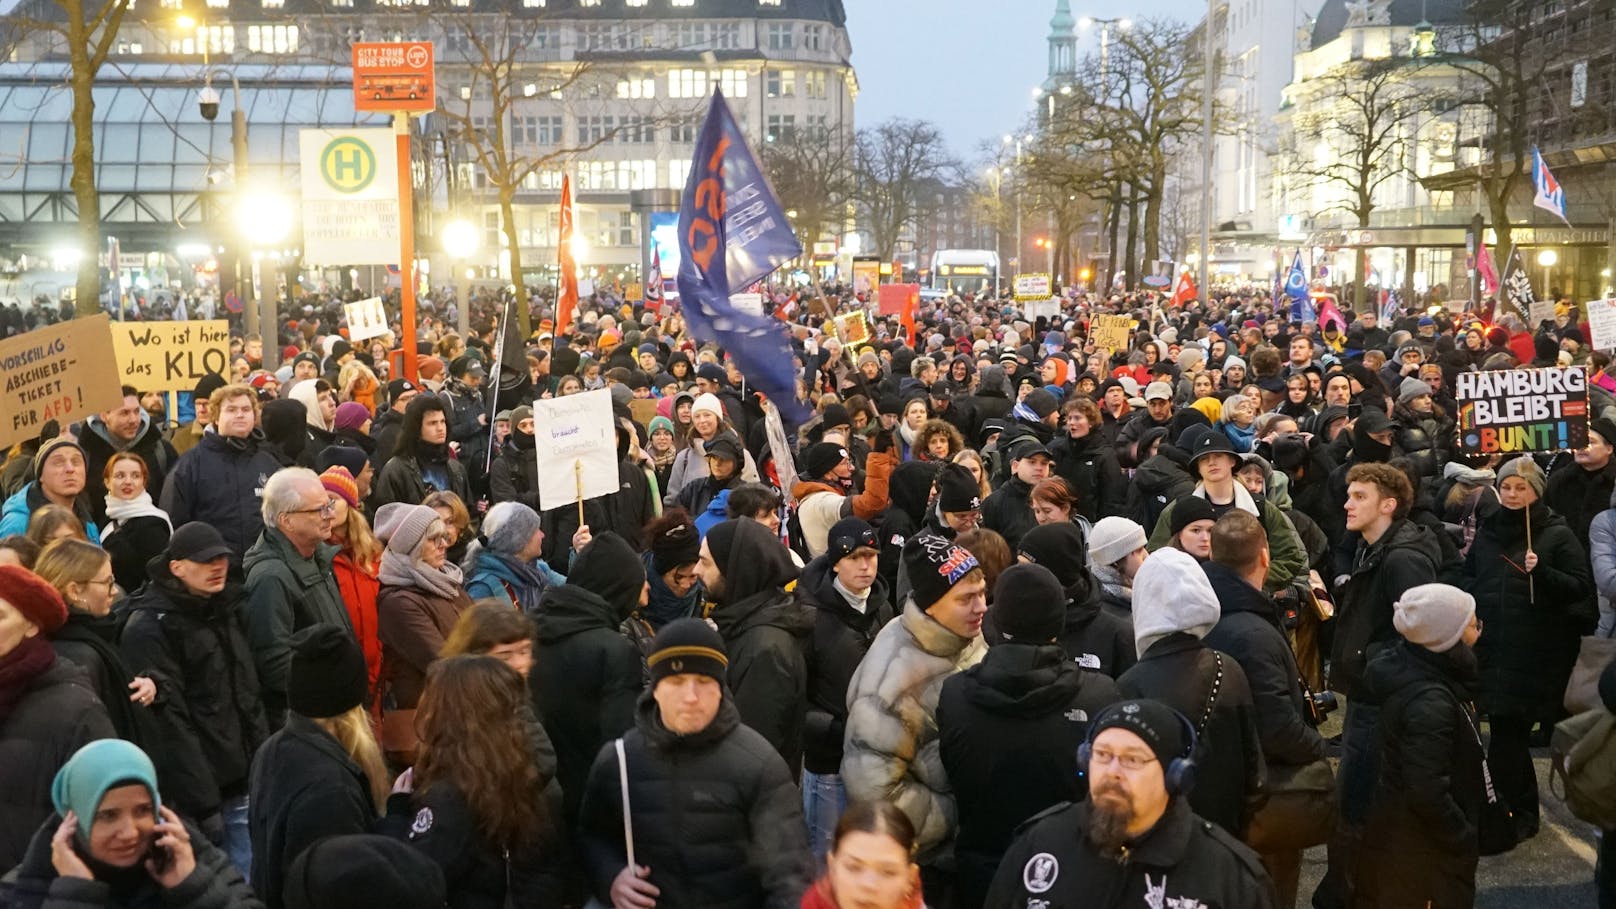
[2,277,1616,909]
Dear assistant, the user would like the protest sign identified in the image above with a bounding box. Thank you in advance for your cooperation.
[1588,299,1616,351]
[835,310,871,347]
[1,314,123,449]
[1090,314,1133,352]
[1455,366,1588,454]
[110,320,230,393]
[344,297,389,342]
[1023,299,1062,321]
[852,258,881,296]
[730,293,765,318]
[877,283,919,316]
[531,388,618,509]
[1014,273,1052,300]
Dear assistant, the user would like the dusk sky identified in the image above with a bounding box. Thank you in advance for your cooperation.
[844,0,1207,161]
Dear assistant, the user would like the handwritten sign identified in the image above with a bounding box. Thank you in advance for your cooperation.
[1587,299,1616,351]
[345,297,389,342]
[0,314,123,449]
[110,320,230,393]
[532,387,618,509]
[1013,273,1052,300]
[1090,314,1133,352]
[1456,366,1588,454]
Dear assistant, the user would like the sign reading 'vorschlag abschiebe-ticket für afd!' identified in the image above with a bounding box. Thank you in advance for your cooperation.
[1455,366,1588,454]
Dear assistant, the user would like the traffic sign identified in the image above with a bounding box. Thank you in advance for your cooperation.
[352,42,435,113]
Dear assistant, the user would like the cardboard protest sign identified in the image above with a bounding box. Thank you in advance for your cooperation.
[0,314,123,449]
[531,388,618,509]
[1588,299,1616,351]
[110,320,230,393]
[628,398,659,428]
[835,310,871,347]
[1455,366,1588,454]
[1090,314,1132,352]
[344,297,389,342]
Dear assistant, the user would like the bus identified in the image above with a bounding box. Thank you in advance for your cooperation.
[930,249,999,296]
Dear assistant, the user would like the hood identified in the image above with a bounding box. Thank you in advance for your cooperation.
[889,460,943,524]
[1358,638,1479,706]
[126,555,244,617]
[81,412,157,453]
[1309,405,1349,438]
[1202,561,1278,624]
[261,399,310,459]
[536,583,629,640]
[1132,449,1193,492]
[564,532,647,623]
[705,517,798,606]
[1361,517,1446,571]
[797,553,890,632]
[960,642,1084,717]
[977,365,1011,397]
[1017,522,1098,604]
[286,380,330,431]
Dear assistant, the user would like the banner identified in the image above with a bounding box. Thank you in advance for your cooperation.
[110,320,230,393]
[344,297,389,342]
[1090,314,1132,352]
[300,129,398,266]
[676,89,808,425]
[531,388,618,509]
[1500,244,1535,323]
[852,257,880,296]
[1023,299,1061,321]
[1455,366,1588,454]
[0,314,123,449]
[1588,298,1616,351]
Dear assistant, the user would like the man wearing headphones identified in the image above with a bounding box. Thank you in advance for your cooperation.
[985,699,1277,909]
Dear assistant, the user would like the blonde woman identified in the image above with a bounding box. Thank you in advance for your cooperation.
[952,450,992,500]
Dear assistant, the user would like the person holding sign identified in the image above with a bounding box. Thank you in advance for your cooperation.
[1463,457,1593,842]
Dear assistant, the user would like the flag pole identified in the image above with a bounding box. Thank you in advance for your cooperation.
[1525,502,1535,603]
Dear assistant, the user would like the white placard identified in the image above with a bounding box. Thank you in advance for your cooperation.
[730,293,764,317]
[1024,298,1062,320]
[1588,299,1616,351]
[1530,297,1558,329]
[532,388,618,510]
[344,296,389,341]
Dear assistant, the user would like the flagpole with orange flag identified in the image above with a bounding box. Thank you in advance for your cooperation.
[555,173,579,338]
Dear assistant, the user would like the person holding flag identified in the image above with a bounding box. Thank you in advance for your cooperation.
[1284,250,1314,323]
[555,174,580,337]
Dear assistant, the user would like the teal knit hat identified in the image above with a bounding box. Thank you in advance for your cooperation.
[648,415,675,438]
[51,740,161,836]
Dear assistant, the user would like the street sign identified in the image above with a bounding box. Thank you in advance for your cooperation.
[1013,273,1051,300]
[300,129,400,266]
[352,42,435,114]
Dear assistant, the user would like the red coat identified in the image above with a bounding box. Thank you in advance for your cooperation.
[332,549,382,714]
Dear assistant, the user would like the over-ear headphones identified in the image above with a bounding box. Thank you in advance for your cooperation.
[1077,706,1199,797]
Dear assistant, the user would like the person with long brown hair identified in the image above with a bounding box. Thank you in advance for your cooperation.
[800,801,923,909]
[388,655,566,909]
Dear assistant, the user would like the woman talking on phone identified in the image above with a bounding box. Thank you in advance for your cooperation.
[0,738,258,908]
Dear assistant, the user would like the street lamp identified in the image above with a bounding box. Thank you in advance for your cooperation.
[1002,134,1033,279]
[441,219,479,337]
[236,189,293,370]
[1078,16,1132,80]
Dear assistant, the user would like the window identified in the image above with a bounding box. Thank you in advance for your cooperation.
[580,0,600,6]
[675,22,707,49]
[713,23,741,48]
[527,25,559,47]
[668,159,692,188]
[760,0,781,5]
[766,23,794,50]
[669,119,698,143]
[766,69,795,98]
[804,25,824,50]
[718,68,748,97]
[245,24,298,53]
[203,24,234,53]
[626,0,647,5]
[616,75,655,99]
[579,116,615,144]
[808,114,829,140]
[513,115,563,145]
[804,70,826,99]
[261,0,284,9]
[668,68,707,98]
[618,116,655,143]
[671,0,694,6]
[766,114,795,142]
[521,0,545,7]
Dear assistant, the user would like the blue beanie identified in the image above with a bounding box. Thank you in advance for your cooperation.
[52,740,161,836]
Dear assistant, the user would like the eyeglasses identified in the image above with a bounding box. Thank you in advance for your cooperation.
[1088,749,1158,771]
[287,501,337,518]
[89,576,117,593]
[427,531,454,545]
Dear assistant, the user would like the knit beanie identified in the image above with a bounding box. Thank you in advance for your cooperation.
[821,403,852,431]
[32,436,84,482]
[382,504,441,556]
[320,467,360,510]
[1088,516,1147,568]
[371,502,409,545]
[511,405,533,426]
[1016,522,1088,590]
[1593,417,1616,449]
[1497,457,1546,498]
[316,445,369,479]
[1131,547,1222,656]
[334,402,371,432]
[1022,388,1059,420]
[1397,377,1433,404]
[52,739,160,836]
[650,519,702,574]
[1393,583,1476,653]
[648,415,676,438]
[691,392,725,419]
[1087,699,1189,770]
[284,835,447,909]
[647,617,729,687]
[1169,495,1219,538]
[287,624,368,719]
[934,462,983,513]
[824,517,878,565]
[903,531,981,613]
[804,442,850,480]
[482,501,543,557]
[194,372,227,403]
[992,563,1066,642]
[0,565,67,633]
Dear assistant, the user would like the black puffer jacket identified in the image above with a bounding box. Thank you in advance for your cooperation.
[1126,445,1196,532]
[1392,402,1454,479]
[1354,641,1485,909]
[577,693,813,909]
[1117,632,1267,838]
[938,642,1121,909]
[1006,523,1135,679]
[159,430,281,569]
[796,555,894,775]
[1544,457,1616,558]
[1329,518,1445,698]
[980,476,1037,552]
[372,452,471,513]
[1201,562,1328,768]
[1048,430,1128,521]
[1465,500,1594,718]
[120,562,268,823]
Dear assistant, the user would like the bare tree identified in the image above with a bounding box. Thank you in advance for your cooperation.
[760,127,853,252]
[852,118,959,261]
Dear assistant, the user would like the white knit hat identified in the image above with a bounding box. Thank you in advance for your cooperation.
[1089,516,1148,567]
[1394,583,1476,653]
[1131,547,1222,657]
[691,392,725,419]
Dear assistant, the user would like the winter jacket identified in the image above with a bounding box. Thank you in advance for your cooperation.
[102,513,171,594]
[0,655,115,872]
[243,528,348,727]
[0,814,259,909]
[120,565,267,822]
[330,550,382,711]
[248,715,377,909]
[1117,632,1267,838]
[369,407,407,469]
[78,414,177,524]
[1201,562,1328,769]
[984,797,1276,909]
[160,430,280,569]
[531,583,643,823]
[577,693,813,909]
[1544,457,1616,559]
[372,452,471,513]
[1465,500,1594,719]
[795,556,894,776]
[1054,585,1136,679]
[1354,641,1485,908]
[877,461,940,600]
[487,430,540,512]
[382,779,566,909]
[1125,446,1196,533]
[1114,410,1172,469]
[710,577,814,773]
[980,476,1037,552]
[1047,430,1128,521]
[1328,517,1445,698]
[1392,402,1455,479]
[0,483,101,541]
[939,642,1121,909]
[663,433,760,506]
[1147,483,1308,593]
[463,549,564,613]
[376,582,473,712]
[790,449,895,557]
[842,601,987,863]
[437,380,490,473]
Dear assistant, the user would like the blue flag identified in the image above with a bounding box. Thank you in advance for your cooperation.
[676,90,807,426]
[1284,251,1314,322]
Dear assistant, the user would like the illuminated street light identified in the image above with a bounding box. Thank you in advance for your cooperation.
[1537,248,1559,267]
[442,219,480,335]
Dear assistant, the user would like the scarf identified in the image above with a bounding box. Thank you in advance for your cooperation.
[378,548,464,600]
[488,551,551,615]
[898,420,919,449]
[651,445,677,474]
[104,492,172,533]
[1012,399,1041,423]
[0,636,57,720]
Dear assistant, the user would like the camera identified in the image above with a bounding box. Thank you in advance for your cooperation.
[198,86,220,122]
[1305,690,1339,726]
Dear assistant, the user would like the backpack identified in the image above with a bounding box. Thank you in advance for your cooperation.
[1550,708,1616,829]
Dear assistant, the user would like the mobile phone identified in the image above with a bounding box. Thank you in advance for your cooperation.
[147,843,173,874]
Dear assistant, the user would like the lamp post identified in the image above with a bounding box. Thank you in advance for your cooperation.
[236,191,293,370]
[986,166,1005,293]
[1077,16,1132,80]
[1002,134,1032,280]
[442,219,480,338]
[183,15,254,336]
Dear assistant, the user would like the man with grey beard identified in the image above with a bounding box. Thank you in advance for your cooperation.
[985,699,1277,909]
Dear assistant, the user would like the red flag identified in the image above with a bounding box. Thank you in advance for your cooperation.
[1317,296,1347,334]
[1477,241,1500,296]
[555,174,579,337]
[1169,272,1197,308]
[899,285,919,343]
